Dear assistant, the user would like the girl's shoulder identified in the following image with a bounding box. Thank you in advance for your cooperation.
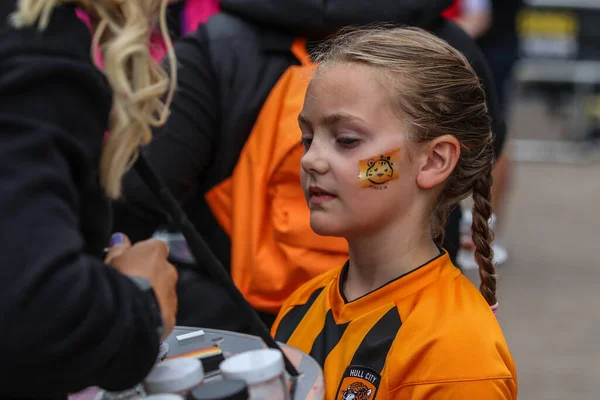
[388,272,516,394]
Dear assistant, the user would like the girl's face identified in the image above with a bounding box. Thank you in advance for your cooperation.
[299,63,424,240]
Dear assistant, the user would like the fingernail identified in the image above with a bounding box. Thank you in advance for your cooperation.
[109,233,125,247]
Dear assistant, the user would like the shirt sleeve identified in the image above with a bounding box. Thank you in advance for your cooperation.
[112,26,219,243]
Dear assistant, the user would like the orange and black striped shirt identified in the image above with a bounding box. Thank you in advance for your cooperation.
[272,252,517,400]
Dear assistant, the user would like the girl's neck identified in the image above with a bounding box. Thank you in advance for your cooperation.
[344,222,440,302]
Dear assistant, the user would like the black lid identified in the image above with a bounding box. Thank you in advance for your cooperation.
[188,379,249,400]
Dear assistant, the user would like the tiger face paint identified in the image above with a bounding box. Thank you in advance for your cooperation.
[357,149,400,190]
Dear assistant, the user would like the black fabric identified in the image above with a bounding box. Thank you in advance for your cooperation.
[220,0,453,38]
[478,0,523,114]
[0,2,159,398]
[433,20,506,158]
[274,288,326,343]
[113,0,505,330]
[171,257,276,333]
[174,261,251,332]
[166,1,186,39]
[349,307,402,373]
[443,207,462,266]
[477,0,523,51]
[308,310,351,365]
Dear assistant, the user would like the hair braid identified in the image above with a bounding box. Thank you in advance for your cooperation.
[471,165,497,305]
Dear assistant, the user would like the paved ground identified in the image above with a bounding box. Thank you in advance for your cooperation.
[462,95,600,399]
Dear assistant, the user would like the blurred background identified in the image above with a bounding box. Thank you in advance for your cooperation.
[458,0,600,399]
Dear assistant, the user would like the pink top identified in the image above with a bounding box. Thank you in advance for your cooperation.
[184,0,220,33]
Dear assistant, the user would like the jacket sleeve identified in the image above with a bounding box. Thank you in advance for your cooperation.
[112,26,219,243]
[393,378,517,400]
[0,10,159,397]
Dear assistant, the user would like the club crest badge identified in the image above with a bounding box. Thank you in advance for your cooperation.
[336,365,381,400]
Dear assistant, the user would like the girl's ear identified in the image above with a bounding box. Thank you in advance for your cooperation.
[416,135,460,189]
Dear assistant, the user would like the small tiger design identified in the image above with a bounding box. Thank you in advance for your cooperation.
[365,155,394,184]
[340,382,373,400]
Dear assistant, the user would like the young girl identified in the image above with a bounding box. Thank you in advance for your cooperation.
[271,27,517,399]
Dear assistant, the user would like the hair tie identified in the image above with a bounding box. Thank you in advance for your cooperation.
[490,302,499,315]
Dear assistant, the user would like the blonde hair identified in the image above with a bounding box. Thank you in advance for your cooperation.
[11,0,177,199]
[316,27,497,306]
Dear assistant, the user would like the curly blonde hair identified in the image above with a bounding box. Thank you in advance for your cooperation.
[11,0,177,199]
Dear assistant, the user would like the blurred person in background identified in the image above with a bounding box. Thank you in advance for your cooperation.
[113,0,506,332]
[446,0,522,269]
[444,0,493,39]
[0,0,178,398]
[475,0,523,267]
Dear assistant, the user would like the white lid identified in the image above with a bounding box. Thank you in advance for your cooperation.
[145,395,184,400]
[144,358,204,394]
[219,349,285,385]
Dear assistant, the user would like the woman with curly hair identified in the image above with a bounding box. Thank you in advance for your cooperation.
[0,0,178,398]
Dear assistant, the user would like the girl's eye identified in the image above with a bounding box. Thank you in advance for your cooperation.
[300,137,313,150]
[337,137,360,149]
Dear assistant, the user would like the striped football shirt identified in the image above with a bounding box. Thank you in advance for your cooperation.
[272,252,517,400]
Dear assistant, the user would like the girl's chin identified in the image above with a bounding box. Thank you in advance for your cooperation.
[309,214,347,238]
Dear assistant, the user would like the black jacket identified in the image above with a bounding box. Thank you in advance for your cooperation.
[478,0,523,50]
[0,2,159,398]
[113,0,504,325]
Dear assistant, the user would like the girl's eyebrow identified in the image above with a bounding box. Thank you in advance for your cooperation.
[298,112,366,128]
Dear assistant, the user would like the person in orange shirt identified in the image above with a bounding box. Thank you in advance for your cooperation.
[271,27,517,400]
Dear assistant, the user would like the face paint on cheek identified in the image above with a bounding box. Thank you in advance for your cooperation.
[357,148,400,190]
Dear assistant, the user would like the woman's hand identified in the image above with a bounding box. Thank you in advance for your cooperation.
[106,233,178,340]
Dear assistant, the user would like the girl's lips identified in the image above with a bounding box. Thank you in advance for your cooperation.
[309,193,337,205]
[308,186,336,205]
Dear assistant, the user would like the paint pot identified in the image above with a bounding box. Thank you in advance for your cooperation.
[145,359,204,396]
[219,349,290,400]
[187,379,248,400]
